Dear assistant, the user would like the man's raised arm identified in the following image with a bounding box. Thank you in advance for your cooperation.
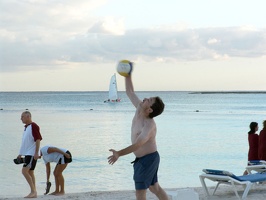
[125,75,140,108]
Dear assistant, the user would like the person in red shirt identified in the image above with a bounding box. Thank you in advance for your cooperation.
[17,111,42,198]
[259,120,266,160]
[243,122,259,175]
[248,122,259,161]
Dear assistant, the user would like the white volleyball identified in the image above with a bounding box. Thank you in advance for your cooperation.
[116,60,133,77]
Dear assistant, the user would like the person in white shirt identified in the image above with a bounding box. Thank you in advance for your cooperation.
[40,145,72,196]
[17,111,42,198]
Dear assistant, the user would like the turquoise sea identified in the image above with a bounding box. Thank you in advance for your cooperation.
[0,91,266,198]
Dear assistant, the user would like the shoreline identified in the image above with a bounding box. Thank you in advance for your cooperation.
[2,185,266,200]
[190,91,266,94]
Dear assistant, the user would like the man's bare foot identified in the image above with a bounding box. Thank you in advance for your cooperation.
[55,192,65,196]
[24,191,37,198]
[49,191,59,195]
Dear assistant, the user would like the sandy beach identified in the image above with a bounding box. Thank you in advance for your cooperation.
[2,185,266,200]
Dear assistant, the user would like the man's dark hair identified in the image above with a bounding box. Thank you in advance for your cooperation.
[149,97,165,118]
[248,122,258,134]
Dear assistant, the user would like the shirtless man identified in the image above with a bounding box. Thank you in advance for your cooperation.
[17,111,42,198]
[108,67,168,200]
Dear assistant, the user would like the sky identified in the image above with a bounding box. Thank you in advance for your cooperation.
[1,0,266,91]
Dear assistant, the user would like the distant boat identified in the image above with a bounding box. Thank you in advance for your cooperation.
[104,73,121,103]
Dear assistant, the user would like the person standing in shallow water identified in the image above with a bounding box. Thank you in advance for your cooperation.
[258,120,266,161]
[108,63,168,200]
[17,111,42,198]
[243,122,259,175]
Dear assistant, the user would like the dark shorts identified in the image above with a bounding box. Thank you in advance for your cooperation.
[133,151,160,190]
[58,151,72,164]
[23,155,37,170]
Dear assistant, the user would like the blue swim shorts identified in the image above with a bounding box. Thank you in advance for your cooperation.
[133,151,160,190]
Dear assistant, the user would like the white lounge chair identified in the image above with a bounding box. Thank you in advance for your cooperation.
[246,160,266,174]
[199,169,266,199]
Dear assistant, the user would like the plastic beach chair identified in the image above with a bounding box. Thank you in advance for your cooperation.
[199,169,266,199]
[246,160,266,174]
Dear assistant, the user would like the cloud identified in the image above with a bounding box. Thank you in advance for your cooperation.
[207,38,220,45]
[1,1,266,73]
[2,25,266,72]
[88,17,125,35]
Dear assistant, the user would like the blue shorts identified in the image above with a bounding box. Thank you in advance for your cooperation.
[133,151,160,190]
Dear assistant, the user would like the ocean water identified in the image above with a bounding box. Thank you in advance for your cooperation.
[0,91,266,198]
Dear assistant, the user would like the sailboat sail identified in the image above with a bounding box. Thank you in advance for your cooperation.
[108,74,118,101]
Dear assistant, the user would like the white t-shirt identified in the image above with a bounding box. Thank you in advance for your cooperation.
[19,123,41,155]
[41,146,68,164]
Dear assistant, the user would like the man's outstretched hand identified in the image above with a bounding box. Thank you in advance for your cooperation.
[108,149,119,165]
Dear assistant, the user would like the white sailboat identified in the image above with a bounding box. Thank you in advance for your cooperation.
[104,73,121,103]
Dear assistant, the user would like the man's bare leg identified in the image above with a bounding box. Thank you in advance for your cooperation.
[149,183,168,200]
[22,167,37,198]
[136,189,147,200]
[28,170,36,189]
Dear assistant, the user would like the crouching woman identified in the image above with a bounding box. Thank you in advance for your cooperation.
[40,145,72,196]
